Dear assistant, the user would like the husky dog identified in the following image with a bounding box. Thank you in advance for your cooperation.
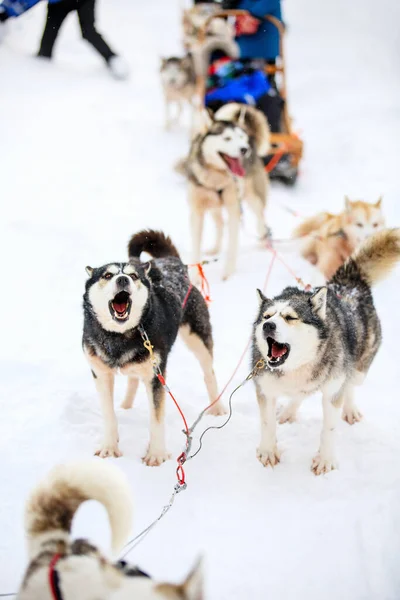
[293,196,385,279]
[251,229,400,475]
[185,105,270,280]
[160,55,196,129]
[17,461,202,600]
[83,230,225,465]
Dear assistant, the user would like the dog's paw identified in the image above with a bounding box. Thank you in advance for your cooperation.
[142,449,171,467]
[278,407,297,424]
[222,266,235,281]
[95,443,122,459]
[207,401,227,416]
[342,406,363,425]
[257,445,280,468]
[311,453,337,475]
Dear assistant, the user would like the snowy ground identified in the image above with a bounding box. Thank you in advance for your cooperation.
[1,0,400,598]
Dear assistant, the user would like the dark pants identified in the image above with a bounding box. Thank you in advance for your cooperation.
[38,0,115,62]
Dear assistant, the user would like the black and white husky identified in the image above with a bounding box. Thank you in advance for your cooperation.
[83,230,225,465]
[251,229,400,474]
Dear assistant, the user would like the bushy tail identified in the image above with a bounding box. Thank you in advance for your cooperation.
[214,103,271,156]
[331,228,400,287]
[128,229,180,260]
[25,461,133,557]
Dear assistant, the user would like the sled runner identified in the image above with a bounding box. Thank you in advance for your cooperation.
[195,9,303,185]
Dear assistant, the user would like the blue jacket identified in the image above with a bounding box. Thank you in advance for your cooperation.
[1,0,62,17]
[235,0,282,60]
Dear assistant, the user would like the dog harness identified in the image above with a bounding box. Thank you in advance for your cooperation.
[47,555,151,599]
[48,554,63,600]
[187,169,226,198]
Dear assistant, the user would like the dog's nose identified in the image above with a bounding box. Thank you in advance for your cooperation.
[117,276,130,289]
[240,147,248,156]
[263,321,276,334]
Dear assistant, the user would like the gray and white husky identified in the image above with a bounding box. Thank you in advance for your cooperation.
[160,55,196,129]
[17,461,202,600]
[185,105,270,280]
[251,229,400,474]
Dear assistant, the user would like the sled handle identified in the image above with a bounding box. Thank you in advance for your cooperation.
[198,10,285,56]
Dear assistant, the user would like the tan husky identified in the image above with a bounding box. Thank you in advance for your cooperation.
[293,197,385,279]
[185,104,270,280]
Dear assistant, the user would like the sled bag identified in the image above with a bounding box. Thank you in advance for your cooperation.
[205,70,271,105]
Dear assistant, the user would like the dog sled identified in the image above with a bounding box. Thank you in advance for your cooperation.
[195,9,303,185]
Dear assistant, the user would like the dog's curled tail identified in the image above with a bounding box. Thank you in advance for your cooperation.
[128,230,180,260]
[25,461,133,557]
[333,228,400,287]
[214,103,271,156]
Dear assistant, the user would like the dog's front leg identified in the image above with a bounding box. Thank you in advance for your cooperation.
[222,200,240,280]
[93,371,121,458]
[312,387,345,475]
[143,376,171,466]
[256,384,280,467]
[165,98,172,130]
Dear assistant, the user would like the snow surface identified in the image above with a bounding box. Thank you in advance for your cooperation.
[1,0,400,598]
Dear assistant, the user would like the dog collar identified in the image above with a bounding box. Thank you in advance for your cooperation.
[48,554,63,600]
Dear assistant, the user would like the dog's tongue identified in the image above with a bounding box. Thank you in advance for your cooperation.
[271,341,286,358]
[224,156,245,177]
[113,301,127,314]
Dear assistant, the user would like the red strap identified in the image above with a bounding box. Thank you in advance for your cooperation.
[182,283,193,310]
[196,264,211,303]
[48,554,63,600]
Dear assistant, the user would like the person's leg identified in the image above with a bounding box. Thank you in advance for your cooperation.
[77,0,115,62]
[37,2,72,58]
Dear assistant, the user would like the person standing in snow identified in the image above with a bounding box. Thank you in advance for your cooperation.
[0,0,128,80]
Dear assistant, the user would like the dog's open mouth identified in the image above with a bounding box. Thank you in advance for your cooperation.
[109,291,132,322]
[266,337,290,368]
[219,153,246,177]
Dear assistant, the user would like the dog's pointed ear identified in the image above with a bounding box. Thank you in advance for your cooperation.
[256,288,268,306]
[181,557,203,600]
[375,195,383,208]
[238,104,247,129]
[85,266,94,277]
[192,107,214,135]
[142,261,151,275]
[344,195,352,211]
[155,558,203,600]
[310,287,327,318]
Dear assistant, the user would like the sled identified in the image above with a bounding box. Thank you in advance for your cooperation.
[195,9,303,185]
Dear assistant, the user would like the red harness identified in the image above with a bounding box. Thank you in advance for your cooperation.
[48,554,63,600]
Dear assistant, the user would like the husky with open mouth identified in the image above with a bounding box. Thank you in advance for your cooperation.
[83,230,225,465]
[184,105,270,281]
[251,229,400,474]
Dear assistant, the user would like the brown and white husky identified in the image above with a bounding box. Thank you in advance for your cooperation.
[293,197,385,279]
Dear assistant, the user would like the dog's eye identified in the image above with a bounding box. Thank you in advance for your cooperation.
[130,273,139,281]
[103,272,113,280]
[373,222,379,228]
[284,315,298,322]
[224,136,232,142]
[356,223,363,228]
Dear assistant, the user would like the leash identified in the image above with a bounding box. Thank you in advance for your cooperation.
[121,250,278,560]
